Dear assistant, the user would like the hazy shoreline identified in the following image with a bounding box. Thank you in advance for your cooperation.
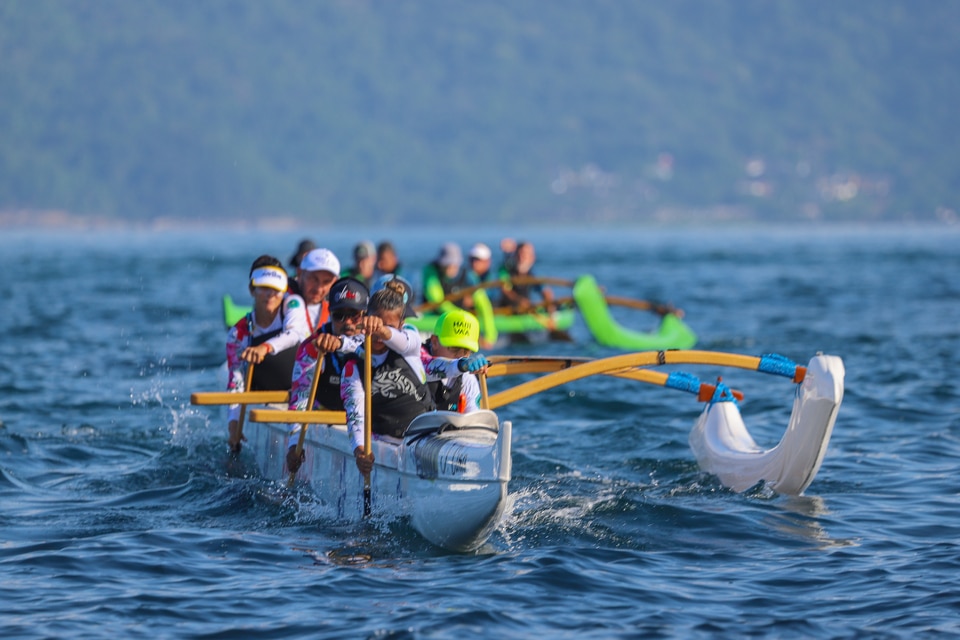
[3,208,955,233]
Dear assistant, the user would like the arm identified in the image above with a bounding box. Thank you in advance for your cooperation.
[264,294,311,355]
[422,354,466,381]
[340,359,366,453]
[383,324,422,357]
[285,339,319,451]
[341,358,375,474]
[460,373,482,413]
[285,331,346,450]
[288,338,321,412]
[361,315,421,357]
[422,264,446,304]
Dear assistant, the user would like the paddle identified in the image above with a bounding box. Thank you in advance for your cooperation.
[552,294,678,317]
[363,332,373,518]
[479,370,490,410]
[414,275,575,314]
[417,273,678,322]
[286,356,324,488]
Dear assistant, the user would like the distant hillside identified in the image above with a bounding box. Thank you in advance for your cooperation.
[1,0,957,225]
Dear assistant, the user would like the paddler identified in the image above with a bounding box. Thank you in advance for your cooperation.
[285,277,369,473]
[290,247,341,335]
[341,240,376,287]
[286,238,316,296]
[226,255,311,452]
[498,240,556,314]
[421,309,487,413]
[466,242,495,285]
[341,276,488,474]
[421,242,471,306]
[372,240,404,281]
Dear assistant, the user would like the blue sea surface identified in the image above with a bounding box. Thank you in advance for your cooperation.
[1,225,959,638]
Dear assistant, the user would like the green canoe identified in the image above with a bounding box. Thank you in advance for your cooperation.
[571,274,697,350]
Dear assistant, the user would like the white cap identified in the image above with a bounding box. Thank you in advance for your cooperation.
[250,266,288,291]
[299,248,341,275]
[438,242,463,267]
[469,242,492,261]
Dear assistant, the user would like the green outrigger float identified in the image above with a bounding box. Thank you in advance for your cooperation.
[222,274,697,351]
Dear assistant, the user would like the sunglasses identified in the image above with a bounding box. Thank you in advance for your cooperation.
[332,309,364,322]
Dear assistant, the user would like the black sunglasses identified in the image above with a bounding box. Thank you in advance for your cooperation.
[332,309,364,322]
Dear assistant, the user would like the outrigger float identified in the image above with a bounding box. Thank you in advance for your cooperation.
[192,350,843,552]
[223,274,698,351]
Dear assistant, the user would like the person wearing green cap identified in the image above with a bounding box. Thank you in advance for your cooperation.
[421,309,488,413]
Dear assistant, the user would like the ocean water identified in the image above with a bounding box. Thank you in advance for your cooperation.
[1,225,959,638]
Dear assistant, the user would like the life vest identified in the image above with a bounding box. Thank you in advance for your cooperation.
[423,261,471,301]
[354,349,435,438]
[422,340,465,412]
[428,376,464,412]
[245,308,296,392]
[341,267,371,288]
[286,276,303,297]
[499,266,542,307]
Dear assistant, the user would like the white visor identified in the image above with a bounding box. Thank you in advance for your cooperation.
[250,266,288,291]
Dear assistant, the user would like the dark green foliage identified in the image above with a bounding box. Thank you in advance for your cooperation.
[1,0,957,223]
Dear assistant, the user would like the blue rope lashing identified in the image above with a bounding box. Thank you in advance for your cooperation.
[710,380,739,406]
[758,353,799,379]
[665,371,702,395]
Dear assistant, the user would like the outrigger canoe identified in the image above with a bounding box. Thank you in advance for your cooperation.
[190,390,511,553]
[222,274,697,351]
[192,349,842,552]
[245,409,511,552]
[412,274,698,350]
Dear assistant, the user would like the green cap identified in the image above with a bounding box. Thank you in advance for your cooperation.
[434,309,480,352]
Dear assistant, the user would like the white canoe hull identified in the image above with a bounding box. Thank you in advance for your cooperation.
[245,410,512,552]
[689,354,844,495]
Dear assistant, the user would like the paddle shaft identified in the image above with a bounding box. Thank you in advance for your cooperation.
[415,275,574,314]
[416,273,673,319]
[287,355,324,488]
[479,371,490,410]
[233,363,255,449]
[363,333,372,517]
[552,294,674,315]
